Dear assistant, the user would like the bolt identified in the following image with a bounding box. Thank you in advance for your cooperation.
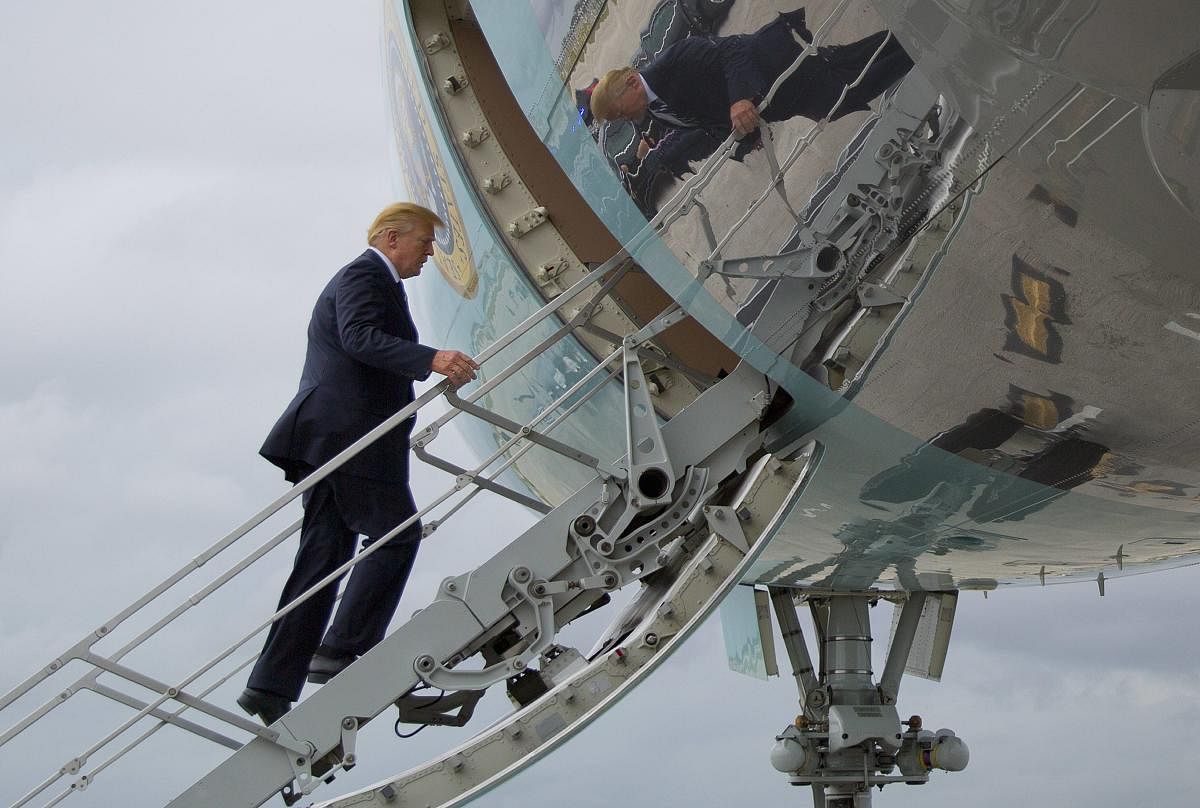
[342,717,356,730]
[512,659,526,671]
[445,580,457,593]
[416,655,435,673]
[512,567,531,583]
[344,754,356,765]
[644,632,659,647]
[380,784,398,802]
[532,583,547,597]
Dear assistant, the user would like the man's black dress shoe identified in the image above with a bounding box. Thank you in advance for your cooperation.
[237,687,292,726]
[307,652,356,684]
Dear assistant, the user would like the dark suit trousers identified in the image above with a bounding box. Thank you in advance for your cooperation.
[765,30,914,123]
[247,473,421,701]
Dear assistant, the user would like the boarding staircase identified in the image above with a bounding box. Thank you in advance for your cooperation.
[0,5,970,804]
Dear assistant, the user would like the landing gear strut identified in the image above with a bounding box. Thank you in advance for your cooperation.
[767,590,969,806]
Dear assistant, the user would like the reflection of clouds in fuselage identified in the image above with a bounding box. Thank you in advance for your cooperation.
[763,405,1116,589]
[979,0,1100,60]
[860,408,1110,521]
[772,481,1010,591]
[528,0,575,56]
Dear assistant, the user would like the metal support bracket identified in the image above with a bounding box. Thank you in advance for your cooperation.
[622,344,675,510]
[394,689,485,728]
[441,73,468,95]
[530,572,620,597]
[703,505,750,552]
[415,567,556,691]
[286,751,318,800]
[423,32,449,54]
[569,466,710,569]
[879,591,927,704]
[459,126,489,148]
[507,206,548,238]
[482,171,512,194]
[339,717,358,769]
[768,588,823,716]
[534,256,570,295]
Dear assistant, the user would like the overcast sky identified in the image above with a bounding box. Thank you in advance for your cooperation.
[1,2,1198,807]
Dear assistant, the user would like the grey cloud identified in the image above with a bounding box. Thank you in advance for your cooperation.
[2,1,1199,807]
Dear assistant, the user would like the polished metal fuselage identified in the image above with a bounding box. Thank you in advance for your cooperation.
[394,0,1200,590]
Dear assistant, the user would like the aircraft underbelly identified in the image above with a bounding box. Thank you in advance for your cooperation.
[855,155,1200,505]
[393,0,1200,589]
[744,4,1200,589]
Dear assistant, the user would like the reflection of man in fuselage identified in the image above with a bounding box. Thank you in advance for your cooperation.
[591,9,913,142]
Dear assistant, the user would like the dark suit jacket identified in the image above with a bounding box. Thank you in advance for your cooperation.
[260,249,438,487]
[640,10,814,134]
[642,13,912,143]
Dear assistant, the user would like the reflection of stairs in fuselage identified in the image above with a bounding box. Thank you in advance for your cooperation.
[735,113,883,329]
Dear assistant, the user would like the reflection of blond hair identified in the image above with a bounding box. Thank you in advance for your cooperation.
[591,67,637,122]
[367,202,444,245]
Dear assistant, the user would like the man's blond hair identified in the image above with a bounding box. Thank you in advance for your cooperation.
[590,67,638,122]
[367,202,444,245]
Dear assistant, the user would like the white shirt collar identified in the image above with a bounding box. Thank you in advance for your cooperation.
[369,246,401,283]
[639,73,658,104]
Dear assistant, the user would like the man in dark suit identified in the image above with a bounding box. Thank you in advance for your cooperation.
[591,9,912,145]
[238,203,479,725]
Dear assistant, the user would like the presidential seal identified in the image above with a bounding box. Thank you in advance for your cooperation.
[384,4,478,299]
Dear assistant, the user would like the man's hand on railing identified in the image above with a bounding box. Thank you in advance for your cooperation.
[432,350,480,387]
[730,99,761,137]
